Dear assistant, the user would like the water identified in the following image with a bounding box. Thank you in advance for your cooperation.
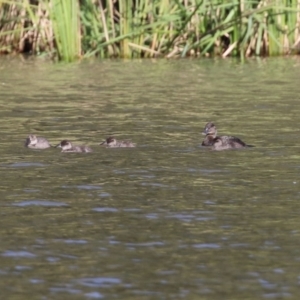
[0,56,300,299]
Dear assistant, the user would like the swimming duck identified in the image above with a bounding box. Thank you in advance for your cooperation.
[25,134,51,149]
[202,122,252,150]
[55,140,93,153]
[99,137,136,148]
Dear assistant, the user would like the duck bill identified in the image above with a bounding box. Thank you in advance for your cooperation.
[55,143,62,148]
[99,141,107,146]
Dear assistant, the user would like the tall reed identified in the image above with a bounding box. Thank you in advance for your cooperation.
[49,0,81,61]
[0,0,299,61]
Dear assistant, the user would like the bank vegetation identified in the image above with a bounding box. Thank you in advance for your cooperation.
[0,0,299,61]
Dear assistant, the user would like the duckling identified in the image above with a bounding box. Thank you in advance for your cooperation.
[99,137,136,148]
[25,134,51,149]
[55,140,92,153]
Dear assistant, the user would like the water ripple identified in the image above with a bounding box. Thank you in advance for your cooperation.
[77,277,121,288]
[85,292,104,299]
[98,192,111,197]
[92,207,118,212]
[76,185,102,190]
[126,241,164,247]
[12,200,68,207]
[2,250,36,258]
[50,287,81,295]
[6,162,46,168]
[62,185,102,190]
[54,239,88,245]
[193,243,220,249]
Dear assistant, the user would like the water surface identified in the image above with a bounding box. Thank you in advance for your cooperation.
[0,57,300,299]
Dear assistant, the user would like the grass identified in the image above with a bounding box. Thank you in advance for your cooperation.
[0,0,299,61]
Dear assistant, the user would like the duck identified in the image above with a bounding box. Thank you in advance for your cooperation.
[99,136,136,148]
[202,122,252,150]
[55,140,93,153]
[25,134,51,149]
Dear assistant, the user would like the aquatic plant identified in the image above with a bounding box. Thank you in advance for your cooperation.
[50,0,81,61]
[0,0,299,61]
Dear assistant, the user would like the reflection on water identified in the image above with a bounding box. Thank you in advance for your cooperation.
[0,57,300,298]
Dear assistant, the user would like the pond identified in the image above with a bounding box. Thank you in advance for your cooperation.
[0,56,300,299]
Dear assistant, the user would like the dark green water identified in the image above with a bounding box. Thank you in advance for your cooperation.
[0,56,300,299]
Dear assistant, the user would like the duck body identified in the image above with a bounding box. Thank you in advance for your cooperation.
[56,140,92,153]
[100,137,136,148]
[25,135,51,149]
[211,136,248,151]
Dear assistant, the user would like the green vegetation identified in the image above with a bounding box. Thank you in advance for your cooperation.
[0,0,299,61]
